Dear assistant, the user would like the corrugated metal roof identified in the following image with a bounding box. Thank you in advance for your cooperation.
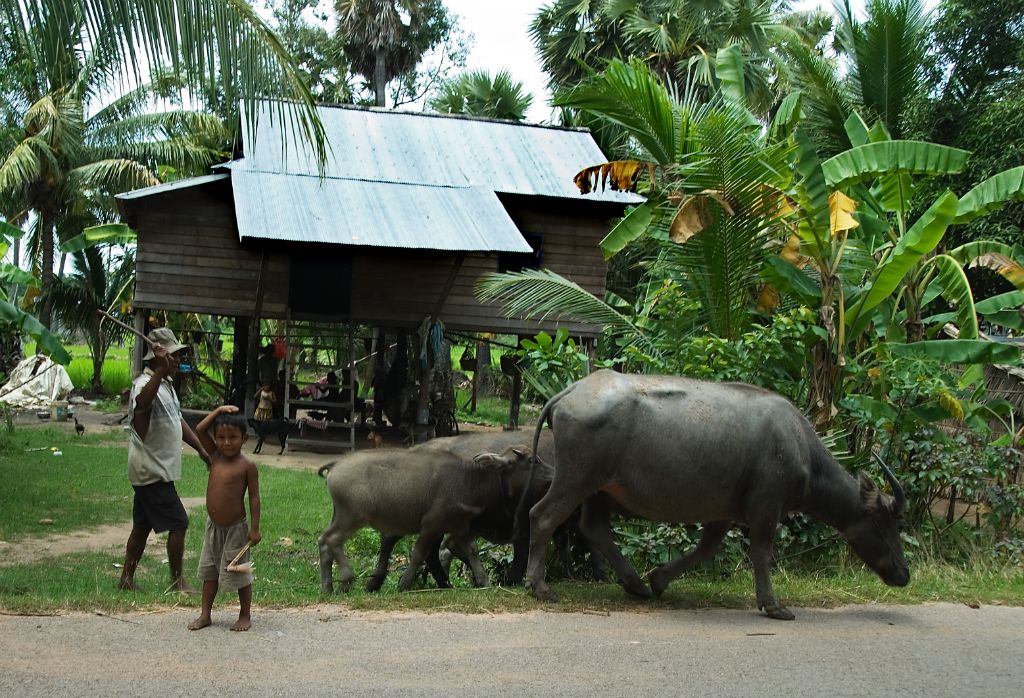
[231,170,533,253]
[235,104,643,205]
[117,173,229,200]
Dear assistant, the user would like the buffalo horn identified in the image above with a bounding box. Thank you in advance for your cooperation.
[872,453,906,514]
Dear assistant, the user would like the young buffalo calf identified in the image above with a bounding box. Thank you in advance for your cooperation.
[317,446,532,593]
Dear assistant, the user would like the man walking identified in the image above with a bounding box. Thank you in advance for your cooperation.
[118,328,210,592]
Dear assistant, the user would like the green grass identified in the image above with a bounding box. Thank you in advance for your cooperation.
[2,423,1023,615]
[455,388,542,428]
[0,427,182,541]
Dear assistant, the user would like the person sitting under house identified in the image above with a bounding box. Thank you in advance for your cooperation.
[302,370,366,425]
[340,369,368,425]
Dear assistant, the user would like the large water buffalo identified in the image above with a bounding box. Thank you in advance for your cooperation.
[524,370,909,620]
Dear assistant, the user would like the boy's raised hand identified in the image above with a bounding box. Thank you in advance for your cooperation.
[219,404,240,414]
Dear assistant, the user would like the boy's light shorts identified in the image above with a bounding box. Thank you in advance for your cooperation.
[197,517,253,591]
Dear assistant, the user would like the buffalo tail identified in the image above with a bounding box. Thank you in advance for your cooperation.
[512,381,577,539]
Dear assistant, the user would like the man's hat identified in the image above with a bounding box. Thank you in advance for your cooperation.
[143,327,186,361]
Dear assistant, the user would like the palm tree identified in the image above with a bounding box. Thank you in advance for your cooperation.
[46,246,134,393]
[0,5,229,329]
[336,0,451,107]
[783,0,930,155]
[0,0,329,337]
[531,0,789,116]
[479,58,794,343]
[427,70,533,121]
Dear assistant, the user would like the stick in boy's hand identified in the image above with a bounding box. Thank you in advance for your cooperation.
[96,309,180,373]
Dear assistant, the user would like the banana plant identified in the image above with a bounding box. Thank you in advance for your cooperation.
[821,119,1024,355]
[0,220,70,364]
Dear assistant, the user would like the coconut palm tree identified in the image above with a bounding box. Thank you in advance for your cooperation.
[427,70,533,121]
[46,246,134,393]
[0,4,230,330]
[0,0,328,338]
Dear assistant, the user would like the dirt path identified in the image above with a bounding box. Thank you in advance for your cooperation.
[0,497,206,567]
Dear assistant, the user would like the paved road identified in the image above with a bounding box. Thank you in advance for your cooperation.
[1,603,1020,697]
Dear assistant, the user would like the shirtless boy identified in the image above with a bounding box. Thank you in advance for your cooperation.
[189,405,261,631]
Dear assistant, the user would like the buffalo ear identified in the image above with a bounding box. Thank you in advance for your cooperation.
[858,471,881,509]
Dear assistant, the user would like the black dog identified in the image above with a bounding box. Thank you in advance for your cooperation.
[248,418,292,455]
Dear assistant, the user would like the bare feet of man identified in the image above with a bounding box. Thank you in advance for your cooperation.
[188,616,212,631]
[231,616,251,632]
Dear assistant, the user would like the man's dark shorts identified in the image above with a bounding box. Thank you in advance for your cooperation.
[132,481,189,533]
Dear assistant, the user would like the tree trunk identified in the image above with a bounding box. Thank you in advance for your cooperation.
[374,48,387,107]
[475,339,498,397]
[808,275,839,427]
[0,323,23,381]
[39,210,54,330]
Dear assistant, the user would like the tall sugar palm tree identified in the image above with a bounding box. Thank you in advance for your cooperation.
[531,0,789,117]
[336,0,450,107]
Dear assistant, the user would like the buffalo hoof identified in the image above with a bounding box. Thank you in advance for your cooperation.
[338,580,352,594]
[365,576,385,593]
[761,604,795,621]
[529,584,559,603]
[621,578,653,599]
[648,570,670,598]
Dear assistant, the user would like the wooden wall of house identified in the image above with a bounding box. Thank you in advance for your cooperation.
[350,196,615,337]
[130,181,289,317]
[128,182,618,337]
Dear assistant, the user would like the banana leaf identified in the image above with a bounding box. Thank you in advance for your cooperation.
[843,112,871,147]
[839,394,899,423]
[0,220,24,241]
[822,141,969,190]
[769,92,802,142]
[599,202,654,260]
[974,287,1024,329]
[947,240,1024,290]
[0,264,40,288]
[715,45,759,129]
[925,254,978,339]
[980,309,1024,331]
[793,129,830,252]
[0,301,71,364]
[953,166,1024,225]
[61,224,138,253]
[763,256,821,304]
[846,191,959,329]
[886,340,1020,364]
[975,290,1024,315]
[877,173,914,215]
